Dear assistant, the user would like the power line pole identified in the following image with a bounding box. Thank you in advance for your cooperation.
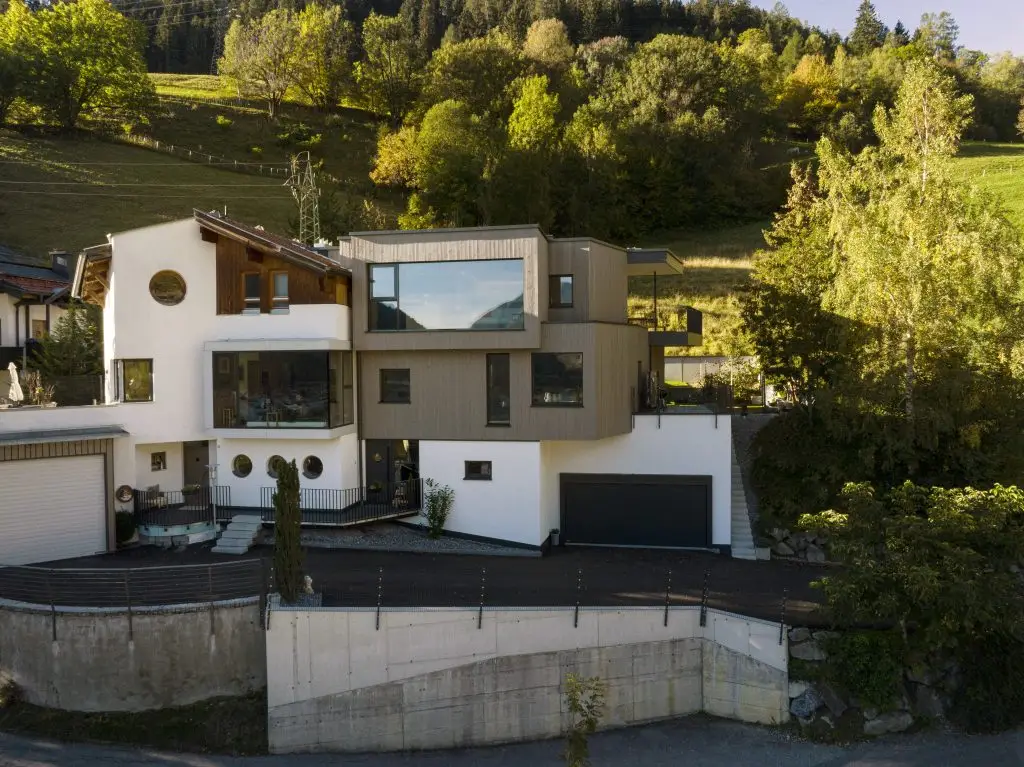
[285,151,321,244]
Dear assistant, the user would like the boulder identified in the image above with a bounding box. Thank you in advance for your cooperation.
[905,663,935,686]
[863,710,913,736]
[818,682,848,718]
[805,544,826,563]
[771,528,789,541]
[788,680,809,698]
[812,630,840,643]
[788,627,812,643]
[790,640,827,661]
[911,684,946,719]
[794,536,809,551]
[773,541,795,556]
[790,688,824,719]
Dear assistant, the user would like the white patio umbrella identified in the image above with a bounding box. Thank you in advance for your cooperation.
[7,362,23,404]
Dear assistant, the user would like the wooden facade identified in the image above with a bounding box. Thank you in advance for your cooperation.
[214,237,350,315]
[546,239,628,326]
[358,323,648,442]
[0,438,116,551]
[348,226,547,351]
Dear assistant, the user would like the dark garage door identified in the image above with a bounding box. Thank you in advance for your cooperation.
[560,474,711,548]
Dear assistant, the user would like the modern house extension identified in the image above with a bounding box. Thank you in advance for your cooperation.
[0,213,739,565]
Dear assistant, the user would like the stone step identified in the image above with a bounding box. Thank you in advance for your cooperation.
[220,530,258,542]
[226,521,263,530]
[211,546,248,555]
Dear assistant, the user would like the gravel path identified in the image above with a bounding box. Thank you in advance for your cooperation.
[1,718,1020,767]
[261,522,538,557]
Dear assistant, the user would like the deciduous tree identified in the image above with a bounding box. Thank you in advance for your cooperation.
[356,12,420,125]
[218,9,300,119]
[293,3,354,112]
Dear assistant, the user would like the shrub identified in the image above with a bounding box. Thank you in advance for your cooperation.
[250,145,263,156]
[299,133,323,147]
[950,631,1024,732]
[115,511,136,545]
[423,478,454,539]
[563,673,606,767]
[215,114,233,128]
[275,122,317,146]
[823,631,904,710]
[0,672,20,709]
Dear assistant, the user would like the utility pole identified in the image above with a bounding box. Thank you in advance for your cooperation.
[285,151,321,244]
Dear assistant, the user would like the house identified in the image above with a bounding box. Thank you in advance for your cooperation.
[0,244,72,373]
[0,213,743,565]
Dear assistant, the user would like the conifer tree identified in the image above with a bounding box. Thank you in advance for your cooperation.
[273,459,304,604]
[847,0,886,56]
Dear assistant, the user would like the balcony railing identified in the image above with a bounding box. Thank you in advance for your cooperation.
[258,479,423,527]
[0,372,105,408]
[633,375,733,416]
[134,485,232,528]
[628,306,703,335]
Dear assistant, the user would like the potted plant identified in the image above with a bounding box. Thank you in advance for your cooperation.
[182,483,203,505]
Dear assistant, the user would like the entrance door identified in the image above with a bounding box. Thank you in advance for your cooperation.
[183,441,209,487]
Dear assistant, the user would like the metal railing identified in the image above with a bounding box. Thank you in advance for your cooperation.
[627,306,703,335]
[258,479,423,526]
[135,486,232,528]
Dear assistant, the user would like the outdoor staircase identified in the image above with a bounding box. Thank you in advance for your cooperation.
[729,443,756,560]
[212,514,263,555]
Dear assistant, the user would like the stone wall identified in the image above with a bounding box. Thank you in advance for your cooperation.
[787,627,954,737]
[768,527,829,563]
[0,598,266,712]
[267,606,790,753]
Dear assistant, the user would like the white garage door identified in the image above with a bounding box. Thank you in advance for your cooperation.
[0,455,107,566]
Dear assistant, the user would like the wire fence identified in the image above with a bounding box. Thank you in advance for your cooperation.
[118,133,294,179]
[0,559,266,610]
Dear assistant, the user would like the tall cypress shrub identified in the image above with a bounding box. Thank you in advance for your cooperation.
[273,459,303,604]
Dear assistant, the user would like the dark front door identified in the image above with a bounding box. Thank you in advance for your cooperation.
[560,474,711,549]
[183,441,209,487]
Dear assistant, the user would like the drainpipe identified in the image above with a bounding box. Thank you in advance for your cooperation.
[652,271,658,330]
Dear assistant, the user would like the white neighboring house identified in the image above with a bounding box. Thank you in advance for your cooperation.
[0,212,746,565]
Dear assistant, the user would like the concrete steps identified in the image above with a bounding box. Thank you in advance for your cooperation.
[730,445,756,560]
[212,514,263,555]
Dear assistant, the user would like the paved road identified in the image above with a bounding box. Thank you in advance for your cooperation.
[10,542,826,625]
[1,718,1020,767]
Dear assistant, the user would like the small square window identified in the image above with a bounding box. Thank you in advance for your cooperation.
[117,359,154,402]
[271,271,289,313]
[380,368,410,403]
[151,451,167,471]
[465,460,492,480]
[242,273,261,314]
[549,275,573,308]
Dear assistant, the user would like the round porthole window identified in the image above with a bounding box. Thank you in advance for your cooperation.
[232,454,252,478]
[148,270,187,306]
[267,455,287,479]
[302,455,323,480]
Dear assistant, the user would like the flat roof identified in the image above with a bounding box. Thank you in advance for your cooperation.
[0,425,129,446]
[626,248,685,276]
[349,224,543,237]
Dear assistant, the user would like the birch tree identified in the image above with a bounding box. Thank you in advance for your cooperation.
[218,9,300,119]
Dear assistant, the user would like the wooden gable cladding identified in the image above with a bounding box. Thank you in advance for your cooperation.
[79,257,111,308]
[214,236,350,315]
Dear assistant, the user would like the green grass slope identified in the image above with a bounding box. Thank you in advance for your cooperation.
[955,142,1024,231]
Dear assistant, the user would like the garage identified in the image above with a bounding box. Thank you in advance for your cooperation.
[0,454,108,565]
[560,473,711,549]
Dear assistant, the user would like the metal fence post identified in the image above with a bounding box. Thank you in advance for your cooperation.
[663,568,672,627]
[207,565,216,636]
[779,589,788,646]
[46,569,57,642]
[574,569,582,628]
[259,556,269,631]
[124,570,133,642]
[477,568,486,630]
[699,569,709,628]
[375,567,383,631]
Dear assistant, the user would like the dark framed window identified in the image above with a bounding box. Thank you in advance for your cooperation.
[380,368,410,403]
[532,353,583,407]
[212,350,334,428]
[117,359,154,402]
[549,275,574,308]
[271,271,289,313]
[329,351,355,428]
[465,460,492,480]
[242,272,261,314]
[368,260,525,332]
[486,353,510,425]
[150,451,167,471]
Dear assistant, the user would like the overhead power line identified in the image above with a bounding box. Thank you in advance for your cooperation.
[0,180,286,187]
[0,190,290,199]
[0,159,291,166]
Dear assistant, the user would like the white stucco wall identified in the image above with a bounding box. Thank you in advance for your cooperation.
[542,413,733,547]
[0,294,67,348]
[133,441,184,491]
[418,440,544,545]
[214,434,360,508]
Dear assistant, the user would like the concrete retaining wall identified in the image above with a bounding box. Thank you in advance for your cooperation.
[267,606,788,753]
[0,598,266,712]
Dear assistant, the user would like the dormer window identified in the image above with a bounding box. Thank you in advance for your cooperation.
[271,271,289,313]
[242,272,260,314]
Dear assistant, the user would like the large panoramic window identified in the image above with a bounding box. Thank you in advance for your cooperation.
[531,353,583,407]
[212,350,350,429]
[368,260,525,331]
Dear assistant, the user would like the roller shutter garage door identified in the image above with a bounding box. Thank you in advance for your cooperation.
[560,474,711,549]
[0,455,107,565]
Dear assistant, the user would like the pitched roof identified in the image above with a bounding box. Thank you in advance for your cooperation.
[0,244,71,297]
[193,210,347,275]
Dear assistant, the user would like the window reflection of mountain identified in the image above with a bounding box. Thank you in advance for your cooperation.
[470,294,524,330]
[371,301,425,331]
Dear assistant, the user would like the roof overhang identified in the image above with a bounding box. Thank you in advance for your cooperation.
[203,338,351,352]
[72,244,112,307]
[194,210,348,277]
[0,425,129,446]
[626,248,685,276]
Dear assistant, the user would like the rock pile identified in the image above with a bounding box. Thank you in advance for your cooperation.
[770,528,828,563]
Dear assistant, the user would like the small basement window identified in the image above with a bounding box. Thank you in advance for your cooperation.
[267,455,287,479]
[302,455,323,479]
[232,455,252,478]
[464,461,492,480]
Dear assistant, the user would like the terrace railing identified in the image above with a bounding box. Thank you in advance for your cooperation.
[258,478,423,527]
[134,485,232,528]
